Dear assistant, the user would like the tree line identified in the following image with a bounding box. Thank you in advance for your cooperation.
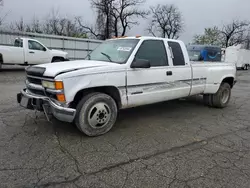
[193,20,250,48]
[0,0,249,48]
[0,0,185,40]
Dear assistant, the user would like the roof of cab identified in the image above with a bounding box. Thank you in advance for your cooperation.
[110,36,182,43]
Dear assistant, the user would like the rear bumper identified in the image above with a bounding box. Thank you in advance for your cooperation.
[17,89,76,123]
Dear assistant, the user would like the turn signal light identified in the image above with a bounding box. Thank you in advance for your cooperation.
[56,94,66,102]
[55,81,64,90]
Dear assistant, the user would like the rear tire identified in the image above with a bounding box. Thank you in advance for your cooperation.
[212,83,231,108]
[75,92,118,136]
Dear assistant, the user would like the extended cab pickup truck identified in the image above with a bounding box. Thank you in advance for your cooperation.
[17,36,237,136]
[0,38,68,69]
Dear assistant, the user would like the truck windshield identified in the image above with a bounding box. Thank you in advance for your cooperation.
[86,39,139,64]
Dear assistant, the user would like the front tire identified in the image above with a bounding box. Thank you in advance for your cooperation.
[75,92,118,136]
[52,58,63,63]
[243,65,249,70]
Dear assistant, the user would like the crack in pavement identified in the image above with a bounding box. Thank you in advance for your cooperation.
[83,126,250,176]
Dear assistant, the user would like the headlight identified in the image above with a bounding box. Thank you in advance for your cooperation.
[42,81,55,89]
[42,81,64,90]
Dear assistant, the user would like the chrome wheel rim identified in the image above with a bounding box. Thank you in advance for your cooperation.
[88,102,111,129]
[221,89,230,104]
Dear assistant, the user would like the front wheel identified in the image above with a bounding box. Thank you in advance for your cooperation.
[52,58,63,63]
[243,65,249,70]
[246,65,249,70]
[75,92,118,136]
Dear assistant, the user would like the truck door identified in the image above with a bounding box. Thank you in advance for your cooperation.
[167,41,192,98]
[127,39,177,107]
[26,40,51,64]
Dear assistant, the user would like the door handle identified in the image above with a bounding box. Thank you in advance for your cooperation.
[166,71,172,76]
[29,51,35,54]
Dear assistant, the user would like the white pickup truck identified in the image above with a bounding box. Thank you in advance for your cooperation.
[0,38,68,69]
[17,36,237,136]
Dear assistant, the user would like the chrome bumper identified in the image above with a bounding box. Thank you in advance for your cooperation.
[17,89,76,123]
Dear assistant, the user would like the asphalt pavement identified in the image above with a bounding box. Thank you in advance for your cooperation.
[0,67,250,188]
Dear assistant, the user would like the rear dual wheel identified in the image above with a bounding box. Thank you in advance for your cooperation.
[203,83,231,108]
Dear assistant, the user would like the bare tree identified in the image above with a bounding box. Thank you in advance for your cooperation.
[78,0,148,39]
[0,2,9,26]
[148,4,184,39]
[76,16,104,39]
[221,20,249,47]
[90,0,114,39]
[111,0,148,37]
[14,17,26,31]
[11,9,87,38]
[0,12,8,26]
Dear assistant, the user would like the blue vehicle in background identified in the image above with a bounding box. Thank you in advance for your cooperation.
[187,45,222,62]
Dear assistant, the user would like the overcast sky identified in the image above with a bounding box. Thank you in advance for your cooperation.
[2,0,250,43]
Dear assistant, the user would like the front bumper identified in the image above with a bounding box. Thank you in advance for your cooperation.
[17,89,76,123]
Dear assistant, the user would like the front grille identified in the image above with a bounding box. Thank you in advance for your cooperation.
[27,76,42,85]
[27,88,45,96]
[27,88,57,99]
[26,75,57,100]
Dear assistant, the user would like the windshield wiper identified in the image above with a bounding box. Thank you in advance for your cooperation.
[101,52,113,62]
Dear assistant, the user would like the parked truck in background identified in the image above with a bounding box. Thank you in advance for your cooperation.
[0,38,69,70]
[187,45,222,62]
[17,36,237,136]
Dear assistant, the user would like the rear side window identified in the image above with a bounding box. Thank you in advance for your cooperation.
[14,39,23,48]
[168,41,185,66]
[135,40,168,67]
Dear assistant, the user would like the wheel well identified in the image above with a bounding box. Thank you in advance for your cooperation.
[222,77,234,88]
[52,56,64,62]
[70,86,122,109]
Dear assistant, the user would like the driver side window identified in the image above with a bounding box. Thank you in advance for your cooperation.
[135,40,168,67]
[28,40,45,51]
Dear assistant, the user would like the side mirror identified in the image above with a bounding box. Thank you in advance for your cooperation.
[131,59,151,68]
[43,47,47,51]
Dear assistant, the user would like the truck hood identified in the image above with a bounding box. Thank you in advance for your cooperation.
[33,60,121,77]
